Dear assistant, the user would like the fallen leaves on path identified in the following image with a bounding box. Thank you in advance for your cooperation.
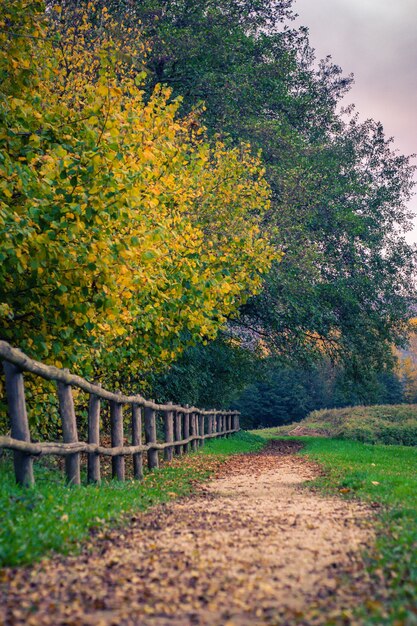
[1,442,378,625]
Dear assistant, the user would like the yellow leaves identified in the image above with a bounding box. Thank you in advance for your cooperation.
[142,148,155,161]
[0,302,12,318]
[0,1,276,380]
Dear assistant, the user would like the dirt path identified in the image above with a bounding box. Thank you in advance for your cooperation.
[1,442,376,626]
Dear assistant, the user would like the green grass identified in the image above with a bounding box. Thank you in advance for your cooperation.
[254,430,417,625]
[0,431,265,568]
[275,404,417,446]
[201,429,265,455]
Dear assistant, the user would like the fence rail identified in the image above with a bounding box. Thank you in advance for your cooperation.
[0,341,240,486]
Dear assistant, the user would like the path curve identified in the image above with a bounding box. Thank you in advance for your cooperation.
[1,441,375,625]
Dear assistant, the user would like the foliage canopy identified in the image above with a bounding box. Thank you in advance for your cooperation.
[0,0,274,382]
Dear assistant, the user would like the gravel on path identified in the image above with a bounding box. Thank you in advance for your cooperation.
[0,441,376,626]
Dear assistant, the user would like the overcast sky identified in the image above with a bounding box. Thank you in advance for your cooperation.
[293,0,417,243]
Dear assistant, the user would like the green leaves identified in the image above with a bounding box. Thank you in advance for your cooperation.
[0,1,275,406]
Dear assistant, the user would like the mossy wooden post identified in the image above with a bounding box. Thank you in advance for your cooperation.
[132,404,143,480]
[199,413,205,447]
[3,361,34,487]
[57,379,80,486]
[191,412,198,451]
[144,405,159,470]
[183,407,190,453]
[164,402,174,462]
[236,413,240,431]
[87,393,101,484]
[110,395,125,481]
[174,411,182,456]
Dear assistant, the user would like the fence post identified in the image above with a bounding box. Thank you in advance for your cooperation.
[87,393,101,484]
[110,395,125,481]
[190,412,198,451]
[207,412,213,438]
[183,407,190,453]
[57,379,80,486]
[3,361,34,487]
[144,405,159,470]
[199,413,205,447]
[132,404,143,480]
[235,412,240,431]
[164,402,174,462]
[174,410,182,456]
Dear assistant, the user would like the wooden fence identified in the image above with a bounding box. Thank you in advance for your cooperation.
[0,341,240,486]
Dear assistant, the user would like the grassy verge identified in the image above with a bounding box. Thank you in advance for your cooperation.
[0,431,265,568]
[272,404,417,446]
[254,430,417,625]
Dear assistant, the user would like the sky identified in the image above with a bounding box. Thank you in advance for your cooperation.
[293,0,417,243]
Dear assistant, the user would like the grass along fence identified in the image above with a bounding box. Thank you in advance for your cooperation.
[0,341,240,487]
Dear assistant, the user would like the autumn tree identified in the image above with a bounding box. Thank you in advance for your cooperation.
[0,0,275,384]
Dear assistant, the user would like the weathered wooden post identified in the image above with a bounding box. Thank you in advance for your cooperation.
[212,412,217,436]
[164,402,174,462]
[57,378,81,485]
[183,407,190,453]
[235,412,240,432]
[207,412,213,438]
[87,393,101,484]
[144,404,159,470]
[3,361,34,486]
[132,404,143,480]
[174,410,182,456]
[190,412,198,451]
[199,413,205,447]
[110,394,125,481]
